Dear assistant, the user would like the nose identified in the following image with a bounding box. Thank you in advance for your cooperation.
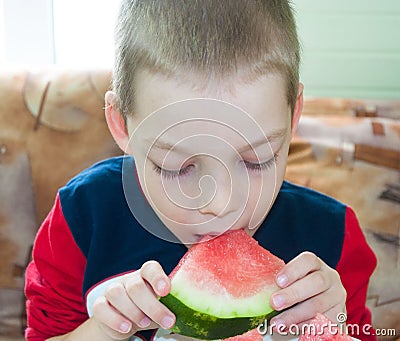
[198,165,236,217]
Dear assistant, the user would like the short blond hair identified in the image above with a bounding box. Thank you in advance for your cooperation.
[113,0,300,118]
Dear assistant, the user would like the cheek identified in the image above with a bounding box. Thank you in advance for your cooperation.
[247,172,276,207]
[143,169,194,223]
[143,169,169,208]
[245,155,287,221]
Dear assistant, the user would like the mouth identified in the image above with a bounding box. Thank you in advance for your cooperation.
[193,227,246,241]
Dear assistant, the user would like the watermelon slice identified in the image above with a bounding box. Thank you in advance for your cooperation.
[299,313,353,341]
[160,229,285,340]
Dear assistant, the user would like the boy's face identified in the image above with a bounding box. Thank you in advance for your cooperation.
[107,70,302,245]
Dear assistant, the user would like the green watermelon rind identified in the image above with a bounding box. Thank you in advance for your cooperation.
[160,293,279,340]
[169,268,277,317]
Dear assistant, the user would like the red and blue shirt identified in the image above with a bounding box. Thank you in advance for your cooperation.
[25,156,377,341]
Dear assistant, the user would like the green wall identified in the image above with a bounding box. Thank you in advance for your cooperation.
[294,0,400,99]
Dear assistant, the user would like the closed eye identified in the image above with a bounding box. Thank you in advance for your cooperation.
[152,153,278,180]
[243,153,278,172]
[152,163,194,180]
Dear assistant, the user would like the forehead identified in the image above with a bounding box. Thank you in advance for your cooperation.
[128,69,291,144]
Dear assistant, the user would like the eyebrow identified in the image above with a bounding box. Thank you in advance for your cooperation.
[236,129,287,153]
[147,128,287,154]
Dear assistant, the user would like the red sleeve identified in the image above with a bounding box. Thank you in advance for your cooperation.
[336,207,377,341]
[25,194,88,341]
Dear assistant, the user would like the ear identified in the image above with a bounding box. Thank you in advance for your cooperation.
[105,91,133,154]
[290,82,304,139]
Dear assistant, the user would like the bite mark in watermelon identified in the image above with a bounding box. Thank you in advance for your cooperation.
[159,229,285,340]
[299,313,353,341]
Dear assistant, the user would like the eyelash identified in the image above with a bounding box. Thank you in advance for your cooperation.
[152,164,194,180]
[152,153,279,180]
[243,153,279,172]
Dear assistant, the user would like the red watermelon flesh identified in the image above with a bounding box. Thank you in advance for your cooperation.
[299,313,353,341]
[159,229,285,340]
[170,229,285,298]
[222,328,263,341]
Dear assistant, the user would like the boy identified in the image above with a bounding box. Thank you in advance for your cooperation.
[25,1,376,340]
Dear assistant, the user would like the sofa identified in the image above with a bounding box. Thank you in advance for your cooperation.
[0,68,398,340]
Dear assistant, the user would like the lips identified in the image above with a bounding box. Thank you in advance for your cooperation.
[194,232,221,241]
[194,227,246,241]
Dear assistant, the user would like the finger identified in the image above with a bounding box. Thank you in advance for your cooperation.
[270,299,323,329]
[324,304,348,325]
[271,304,347,336]
[92,295,134,335]
[104,281,153,329]
[275,252,322,288]
[270,269,330,310]
[296,318,317,332]
[270,289,345,327]
[124,273,176,330]
[140,260,171,297]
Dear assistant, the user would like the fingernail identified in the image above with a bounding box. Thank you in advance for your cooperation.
[272,294,285,309]
[271,318,286,333]
[158,280,167,293]
[276,274,288,287]
[120,321,132,333]
[161,315,175,329]
[139,316,151,328]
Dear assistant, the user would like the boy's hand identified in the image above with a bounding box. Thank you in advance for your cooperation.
[270,252,347,329]
[91,260,176,340]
